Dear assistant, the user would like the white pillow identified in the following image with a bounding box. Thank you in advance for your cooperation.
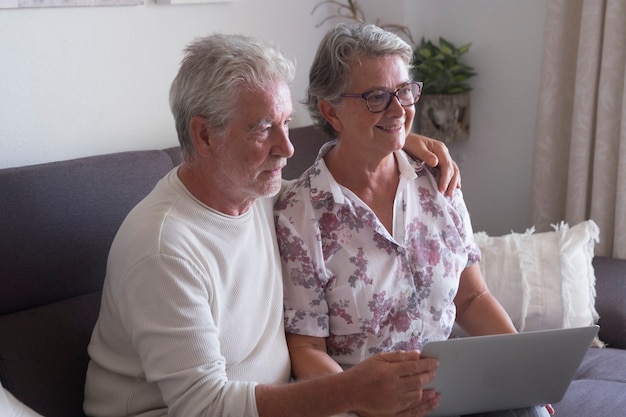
[0,381,43,417]
[473,220,600,340]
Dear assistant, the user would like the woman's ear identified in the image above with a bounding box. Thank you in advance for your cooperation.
[319,99,343,133]
[189,116,212,157]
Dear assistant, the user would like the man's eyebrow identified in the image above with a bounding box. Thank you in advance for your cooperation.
[247,119,269,131]
[248,113,296,131]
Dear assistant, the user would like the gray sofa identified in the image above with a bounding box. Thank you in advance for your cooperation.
[0,126,624,417]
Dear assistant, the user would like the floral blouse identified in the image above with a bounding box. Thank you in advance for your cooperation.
[275,141,480,368]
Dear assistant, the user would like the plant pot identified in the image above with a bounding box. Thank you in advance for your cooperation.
[413,92,470,143]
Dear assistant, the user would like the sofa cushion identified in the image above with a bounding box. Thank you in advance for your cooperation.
[0,150,176,315]
[283,125,330,180]
[554,378,626,417]
[473,220,600,336]
[573,346,626,381]
[0,292,101,417]
[592,256,626,349]
[553,347,626,416]
[163,146,183,167]
[554,348,626,417]
[0,381,42,417]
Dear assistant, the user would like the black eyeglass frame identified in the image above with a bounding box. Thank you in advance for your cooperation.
[340,81,423,113]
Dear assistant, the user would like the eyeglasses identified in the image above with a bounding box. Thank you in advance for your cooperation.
[340,81,423,113]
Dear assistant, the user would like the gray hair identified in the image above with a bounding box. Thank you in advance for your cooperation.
[305,23,413,138]
[169,34,296,160]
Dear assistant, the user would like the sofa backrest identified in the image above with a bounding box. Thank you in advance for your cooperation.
[0,149,181,315]
[0,148,180,417]
[593,256,626,350]
[283,125,331,180]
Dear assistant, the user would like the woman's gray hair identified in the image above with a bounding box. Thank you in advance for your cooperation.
[305,23,413,138]
[169,34,296,161]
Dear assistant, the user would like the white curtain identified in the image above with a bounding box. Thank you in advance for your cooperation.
[530,0,626,259]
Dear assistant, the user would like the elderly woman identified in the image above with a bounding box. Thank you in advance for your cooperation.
[275,23,552,417]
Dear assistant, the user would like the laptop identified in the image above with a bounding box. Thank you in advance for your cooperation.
[421,325,599,417]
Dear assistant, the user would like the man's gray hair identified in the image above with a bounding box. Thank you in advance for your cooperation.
[305,23,413,138]
[169,34,296,161]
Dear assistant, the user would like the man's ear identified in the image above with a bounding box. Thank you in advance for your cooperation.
[189,116,212,157]
[319,99,343,133]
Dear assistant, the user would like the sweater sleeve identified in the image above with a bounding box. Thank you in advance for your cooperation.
[119,254,259,417]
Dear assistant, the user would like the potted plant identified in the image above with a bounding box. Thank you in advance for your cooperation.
[412,37,476,142]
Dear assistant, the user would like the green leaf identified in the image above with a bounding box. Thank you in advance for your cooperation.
[417,48,432,59]
[458,43,472,55]
[411,36,476,94]
[440,44,453,56]
[439,37,454,51]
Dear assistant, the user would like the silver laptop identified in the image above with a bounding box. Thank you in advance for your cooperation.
[421,325,599,417]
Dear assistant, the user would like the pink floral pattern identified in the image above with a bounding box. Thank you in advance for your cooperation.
[275,142,480,367]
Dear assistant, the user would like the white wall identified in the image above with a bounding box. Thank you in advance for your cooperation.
[0,0,322,168]
[407,0,548,235]
[0,0,547,235]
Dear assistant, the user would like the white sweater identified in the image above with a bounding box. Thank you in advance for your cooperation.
[84,168,290,417]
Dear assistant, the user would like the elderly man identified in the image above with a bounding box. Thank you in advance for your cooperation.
[84,33,458,417]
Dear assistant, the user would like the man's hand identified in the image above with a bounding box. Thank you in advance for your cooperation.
[344,350,440,416]
[403,132,461,197]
